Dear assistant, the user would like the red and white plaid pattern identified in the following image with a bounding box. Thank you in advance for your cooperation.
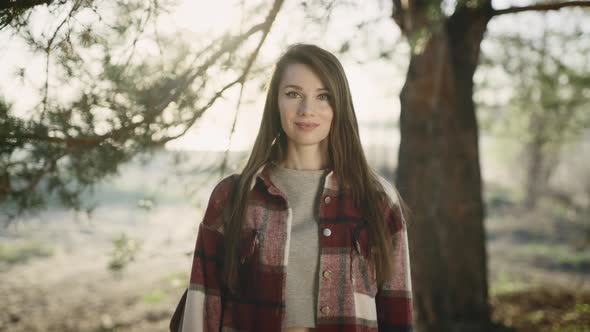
[181,162,413,331]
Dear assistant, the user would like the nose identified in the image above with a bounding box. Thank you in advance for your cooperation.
[297,98,314,115]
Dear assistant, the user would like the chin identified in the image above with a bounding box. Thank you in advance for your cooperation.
[293,140,323,146]
[291,135,329,147]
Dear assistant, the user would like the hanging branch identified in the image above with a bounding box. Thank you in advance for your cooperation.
[3,0,285,149]
[41,0,81,117]
[218,0,281,176]
[0,0,57,10]
[0,0,70,32]
[0,0,286,221]
[491,1,590,17]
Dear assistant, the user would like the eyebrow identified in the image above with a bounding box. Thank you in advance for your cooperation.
[283,84,329,92]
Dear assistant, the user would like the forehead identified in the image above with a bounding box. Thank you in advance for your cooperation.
[279,63,326,90]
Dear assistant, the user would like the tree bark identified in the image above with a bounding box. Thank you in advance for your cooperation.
[393,2,493,331]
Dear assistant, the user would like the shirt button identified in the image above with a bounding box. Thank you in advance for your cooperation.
[321,306,330,315]
[323,228,332,237]
[322,270,332,280]
[324,196,332,204]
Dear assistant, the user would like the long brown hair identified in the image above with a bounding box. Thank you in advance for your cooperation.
[221,43,406,295]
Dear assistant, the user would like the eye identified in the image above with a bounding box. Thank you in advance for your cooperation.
[318,94,331,101]
[285,91,300,98]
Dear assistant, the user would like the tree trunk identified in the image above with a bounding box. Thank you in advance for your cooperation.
[524,112,548,211]
[394,5,493,331]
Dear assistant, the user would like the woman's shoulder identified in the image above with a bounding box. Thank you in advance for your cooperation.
[374,173,400,207]
[210,173,240,201]
[200,174,241,231]
[374,173,408,232]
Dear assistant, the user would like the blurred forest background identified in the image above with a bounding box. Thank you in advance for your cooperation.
[0,0,589,331]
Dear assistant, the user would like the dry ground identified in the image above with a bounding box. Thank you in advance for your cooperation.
[1,200,589,332]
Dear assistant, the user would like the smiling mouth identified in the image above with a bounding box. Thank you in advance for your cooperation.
[295,122,319,129]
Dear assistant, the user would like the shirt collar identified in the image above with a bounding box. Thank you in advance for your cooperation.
[249,161,340,195]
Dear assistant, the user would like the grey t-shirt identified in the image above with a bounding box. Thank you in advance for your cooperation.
[269,161,328,328]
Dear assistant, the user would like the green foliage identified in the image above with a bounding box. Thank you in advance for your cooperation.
[164,271,188,289]
[408,27,433,55]
[547,326,590,332]
[477,16,590,145]
[108,232,141,272]
[484,183,520,214]
[0,240,54,270]
[0,0,71,31]
[0,0,270,222]
[476,14,590,209]
[489,271,530,296]
[142,288,166,304]
[0,1,180,220]
[493,287,590,332]
[518,243,590,272]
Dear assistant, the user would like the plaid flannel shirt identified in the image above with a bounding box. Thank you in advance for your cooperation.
[180,162,413,331]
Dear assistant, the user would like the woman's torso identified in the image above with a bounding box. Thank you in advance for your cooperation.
[270,162,326,330]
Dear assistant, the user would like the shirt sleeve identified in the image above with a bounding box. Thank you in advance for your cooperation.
[181,175,236,332]
[375,177,413,331]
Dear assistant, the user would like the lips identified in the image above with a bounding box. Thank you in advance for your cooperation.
[295,122,319,128]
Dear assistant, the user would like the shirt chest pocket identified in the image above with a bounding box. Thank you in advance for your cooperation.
[350,224,378,297]
[239,228,259,264]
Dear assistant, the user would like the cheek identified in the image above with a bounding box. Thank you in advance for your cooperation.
[279,99,297,117]
[278,101,291,122]
[323,109,334,126]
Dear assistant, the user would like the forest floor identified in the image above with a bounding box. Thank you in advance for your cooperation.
[0,194,589,332]
[486,197,590,332]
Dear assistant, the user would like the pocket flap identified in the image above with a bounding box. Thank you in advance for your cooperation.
[351,224,371,259]
[239,228,259,264]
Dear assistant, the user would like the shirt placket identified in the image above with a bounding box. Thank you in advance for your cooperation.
[316,190,337,327]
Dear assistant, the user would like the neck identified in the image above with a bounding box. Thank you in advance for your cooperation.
[279,141,328,170]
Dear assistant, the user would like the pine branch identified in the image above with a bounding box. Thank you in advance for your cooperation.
[156,0,284,145]
[0,0,55,10]
[0,0,71,30]
[2,0,285,149]
[41,0,80,118]
[492,1,590,16]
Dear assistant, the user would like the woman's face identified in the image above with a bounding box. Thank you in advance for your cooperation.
[277,63,334,151]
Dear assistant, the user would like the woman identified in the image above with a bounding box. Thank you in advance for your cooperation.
[177,43,412,332]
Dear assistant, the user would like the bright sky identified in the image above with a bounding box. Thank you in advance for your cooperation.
[163,0,404,151]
